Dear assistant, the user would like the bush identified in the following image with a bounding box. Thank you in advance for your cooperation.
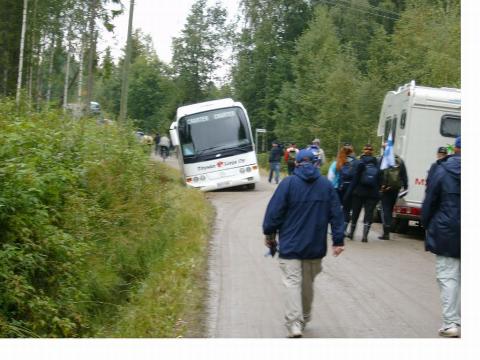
[0,100,211,337]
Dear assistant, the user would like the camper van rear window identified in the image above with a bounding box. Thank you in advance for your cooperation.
[400,111,407,129]
[440,115,460,138]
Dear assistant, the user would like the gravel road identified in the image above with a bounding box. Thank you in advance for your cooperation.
[205,173,441,338]
[158,155,441,338]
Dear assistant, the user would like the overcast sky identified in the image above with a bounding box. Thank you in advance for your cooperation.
[99,0,241,63]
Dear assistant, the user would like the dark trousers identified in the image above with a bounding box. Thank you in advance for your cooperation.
[380,190,399,227]
[351,195,377,226]
[338,186,352,223]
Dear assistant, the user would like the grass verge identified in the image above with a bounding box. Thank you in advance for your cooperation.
[97,163,214,338]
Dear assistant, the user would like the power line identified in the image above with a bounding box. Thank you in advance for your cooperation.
[318,0,401,21]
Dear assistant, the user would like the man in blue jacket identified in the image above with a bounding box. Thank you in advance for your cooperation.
[422,136,461,338]
[263,149,345,338]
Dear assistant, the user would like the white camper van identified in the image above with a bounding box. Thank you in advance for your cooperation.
[169,98,260,191]
[377,81,461,232]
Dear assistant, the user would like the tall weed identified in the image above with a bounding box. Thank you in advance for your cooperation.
[0,100,211,337]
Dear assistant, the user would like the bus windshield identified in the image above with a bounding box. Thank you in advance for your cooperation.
[178,107,252,160]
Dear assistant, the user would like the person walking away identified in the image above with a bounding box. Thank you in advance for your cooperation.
[426,146,449,186]
[328,143,358,233]
[307,138,326,168]
[154,133,161,156]
[344,144,380,242]
[159,134,171,159]
[284,143,299,175]
[378,141,408,240]
[268,142,283,184]
[421,136,461,338]
[263,149,345,338]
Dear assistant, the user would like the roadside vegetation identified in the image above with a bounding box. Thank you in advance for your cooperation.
[0,100,213,337]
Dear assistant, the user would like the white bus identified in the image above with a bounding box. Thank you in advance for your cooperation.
[169,98,260,191]
[377,80,461,232]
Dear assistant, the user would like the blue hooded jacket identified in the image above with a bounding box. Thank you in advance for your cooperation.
[262,162,344,259]
[421,154,461,258]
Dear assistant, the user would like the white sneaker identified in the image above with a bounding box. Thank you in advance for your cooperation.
[301,313,311,331]
[438,324,460,338]
[287,322,303,338]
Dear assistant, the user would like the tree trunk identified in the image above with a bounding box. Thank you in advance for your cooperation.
[86,0,97,106]
[63,27,72,112]
[16,0,29,108]
[46,36,55,105]
[77,33,86,104]
[119,0,135,122]
[35,38,43,111]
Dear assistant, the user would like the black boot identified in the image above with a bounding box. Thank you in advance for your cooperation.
[361,224,370,242]
[378,225,390,240]
[346,224,356,240]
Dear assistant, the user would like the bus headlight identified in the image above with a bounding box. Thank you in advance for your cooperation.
[193,177,199,182]
[200,175,206,181]
[246,167,252,172]
[239,168,246,173]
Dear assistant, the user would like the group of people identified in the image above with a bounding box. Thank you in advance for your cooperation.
[262,136,461,339]
[268,139,325,184]
[153,133,171,159]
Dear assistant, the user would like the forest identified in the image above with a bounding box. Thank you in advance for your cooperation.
[0,0,460,157]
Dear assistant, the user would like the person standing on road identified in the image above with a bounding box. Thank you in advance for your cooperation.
[154,133,161,155]
[328,143,358,232]
[422,136,461,338]
[284,143,299,175]
[307,138,325,168]
[378,143,408,240]
[426,146,449,186]
[268,142,283,184]
[159,134,171,158]
[344,144,380,242]
[263,149,345,338]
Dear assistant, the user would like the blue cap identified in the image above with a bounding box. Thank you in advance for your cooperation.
[455,136,461,148]
[296,149,315,162]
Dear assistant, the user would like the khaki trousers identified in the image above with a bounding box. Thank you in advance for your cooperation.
[279,258,323,330]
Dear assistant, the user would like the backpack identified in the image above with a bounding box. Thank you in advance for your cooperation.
[339,159,355,189]
[287,149,297,166]
[360,162,379,187]
[383,157,403,190]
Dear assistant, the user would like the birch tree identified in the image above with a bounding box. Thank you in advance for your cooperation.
[16,0,29,107]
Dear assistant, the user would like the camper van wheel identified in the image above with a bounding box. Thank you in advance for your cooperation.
[392,218,408,234]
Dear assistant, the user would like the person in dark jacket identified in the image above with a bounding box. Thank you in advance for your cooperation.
[422,136,461,338]
[344,144,380,242]
[327,143,359,233]
[263,149,345,338]
[426,146,449,186]
[268,142,283,184]
[378,152,408,240]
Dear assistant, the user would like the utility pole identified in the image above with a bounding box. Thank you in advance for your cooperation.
[119,0,135,123]
[16,0,28,108]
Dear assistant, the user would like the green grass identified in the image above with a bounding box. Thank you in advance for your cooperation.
[98,164,214,338]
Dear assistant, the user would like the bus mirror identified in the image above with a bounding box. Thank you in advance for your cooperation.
[170,128,179,146]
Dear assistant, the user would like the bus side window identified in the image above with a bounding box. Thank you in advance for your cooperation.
[400,110,407,129]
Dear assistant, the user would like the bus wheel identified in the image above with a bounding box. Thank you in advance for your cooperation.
[246,183,256,190]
